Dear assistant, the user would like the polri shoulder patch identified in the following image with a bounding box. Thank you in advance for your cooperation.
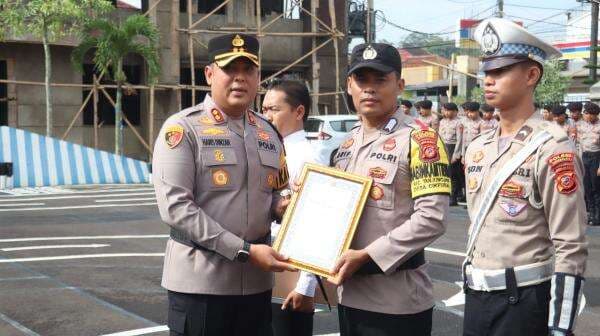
[165,125,184,149]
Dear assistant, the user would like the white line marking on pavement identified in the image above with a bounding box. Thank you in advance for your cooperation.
[0,202,157,212]
[0,312,41,336]
[0,186,153,198]
[95,198,156,203]
[0,192,155,202]
[0,234,168,243]
[1,244,110,252]
[425,247,466,257]
[442,282,466,307]
[0,276,48,282]
[0,253,165,263]
[0,203,45,207]
[100,325,169,336]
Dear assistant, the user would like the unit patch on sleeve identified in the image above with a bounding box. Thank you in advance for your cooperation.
[410,129,451,198]
[547,152,578,195]
[274,152,290,190]
[165,125,184,149]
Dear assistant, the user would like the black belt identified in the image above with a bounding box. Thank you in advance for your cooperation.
[355,250,426,275]
[170,228,270,251]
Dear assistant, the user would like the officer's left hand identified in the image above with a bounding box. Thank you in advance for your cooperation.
[281,291,315,313]
[328,249,371,285]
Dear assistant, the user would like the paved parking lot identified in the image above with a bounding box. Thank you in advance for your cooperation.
[0,184,598,335]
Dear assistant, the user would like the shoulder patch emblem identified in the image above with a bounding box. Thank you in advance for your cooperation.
[548,152,578,194]
[383,138,396,151]
[412,130,440,163]
[202,128,228,136]
[165,125,184,149]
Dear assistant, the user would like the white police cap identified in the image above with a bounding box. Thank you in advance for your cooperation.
[474,18,562,71]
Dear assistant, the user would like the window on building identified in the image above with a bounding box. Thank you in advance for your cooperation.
[0,60,6,126]
[256,0,284,16]
[82,64,142,126]
[180,66,208,109]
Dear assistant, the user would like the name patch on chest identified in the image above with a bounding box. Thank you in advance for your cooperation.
[201,138,231,147]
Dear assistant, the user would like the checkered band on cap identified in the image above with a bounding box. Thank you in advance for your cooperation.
[496,43,546,62]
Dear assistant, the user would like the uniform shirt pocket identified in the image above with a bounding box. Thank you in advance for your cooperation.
[201,147,238,191]
[365,161,398,210]
[258,149,281,192]
[496,179,533,223]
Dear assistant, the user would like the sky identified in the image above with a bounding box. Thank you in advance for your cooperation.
[370,0,591,46]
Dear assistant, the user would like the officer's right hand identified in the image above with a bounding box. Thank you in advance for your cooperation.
[249,244,297,272]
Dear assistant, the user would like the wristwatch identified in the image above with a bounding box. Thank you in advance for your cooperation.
[235,241,251,263]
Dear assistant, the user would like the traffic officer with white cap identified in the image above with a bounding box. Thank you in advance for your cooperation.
[153,33,295,336]
[330,42,450,336]
[463,18,588,336]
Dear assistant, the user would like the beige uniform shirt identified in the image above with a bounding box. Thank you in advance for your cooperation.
[438,117,463,161]
[464,114,587,275]
[578,120,600,153]
[418,114,439,131]
[332,109,450,314]
[153,95,288,295]
[480,119,498,133]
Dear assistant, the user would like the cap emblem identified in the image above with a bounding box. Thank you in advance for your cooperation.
[232,34,245,47]
[481,23,500,56]
[362,45,377,60]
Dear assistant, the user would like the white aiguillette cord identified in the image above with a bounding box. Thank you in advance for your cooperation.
[464,131,552,264]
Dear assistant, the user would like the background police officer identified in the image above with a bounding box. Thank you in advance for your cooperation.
[463,18,588,336]
[330,43,450,336]
[153,34,295,336]
[579,102,600,226]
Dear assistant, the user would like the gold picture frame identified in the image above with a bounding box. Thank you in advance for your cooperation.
[273,163,372,279]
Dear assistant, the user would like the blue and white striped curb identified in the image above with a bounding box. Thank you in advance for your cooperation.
[0,126,149,188]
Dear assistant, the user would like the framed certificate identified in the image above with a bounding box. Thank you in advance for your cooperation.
[273,163,372,279]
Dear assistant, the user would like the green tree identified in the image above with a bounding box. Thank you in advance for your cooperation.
[0,0,113,136]
[535,60,571,105]
[470,86,485,104]
[401,33,458,59]
[71,14,160,155]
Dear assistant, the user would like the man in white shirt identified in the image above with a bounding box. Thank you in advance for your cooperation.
[262,79,324,336]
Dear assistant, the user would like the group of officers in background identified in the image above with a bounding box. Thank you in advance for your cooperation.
[401,97,600,226]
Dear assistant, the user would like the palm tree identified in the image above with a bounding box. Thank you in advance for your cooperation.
[71,14,160,155]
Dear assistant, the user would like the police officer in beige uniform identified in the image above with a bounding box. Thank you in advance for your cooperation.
[463,19,588,336]
[579,102,600,226]
[417,100,439,131]
[480,104,499,132]
[330,43,450,336]
[153,34,295,336]
[438,102,464,206]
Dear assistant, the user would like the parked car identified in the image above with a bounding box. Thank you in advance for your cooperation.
[304,114,359,165]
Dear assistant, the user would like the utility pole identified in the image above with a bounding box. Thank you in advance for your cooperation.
[497,0,504,18]
[591,0,599,83]
[366,0,373,43]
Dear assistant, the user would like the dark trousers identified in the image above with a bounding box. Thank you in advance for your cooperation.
[338,304,433,336]
[271,303,313,336]
[582,151,600,212]
[168,290,273,336]
[463,281,551,336]
[446,144,463,202]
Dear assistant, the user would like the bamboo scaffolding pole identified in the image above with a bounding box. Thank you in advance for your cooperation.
[261,37,333,85]
[98,86,152,153]
[328,0,340,114]
[149,84,155,157]
[299,4,334,33]
[191,36,208,50]
[187,0,196,104]
[93,75,99,148]
[255,0,262,109]
[61,89,93,140]
[143,0,164,17]
[188,0,232,30]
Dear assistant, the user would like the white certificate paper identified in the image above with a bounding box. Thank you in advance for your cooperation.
[276,165,371,275]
